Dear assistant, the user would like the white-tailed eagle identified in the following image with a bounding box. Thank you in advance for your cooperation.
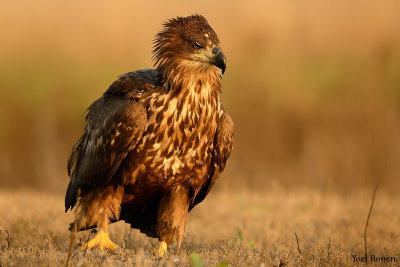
[65,14,234,256]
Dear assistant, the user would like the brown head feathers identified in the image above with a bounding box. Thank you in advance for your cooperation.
[153,14,222,88]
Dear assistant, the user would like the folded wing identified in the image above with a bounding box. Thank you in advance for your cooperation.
[65,72,155,211]
[191,108,234,209]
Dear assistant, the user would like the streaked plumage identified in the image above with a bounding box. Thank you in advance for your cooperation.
[65,14,234,255]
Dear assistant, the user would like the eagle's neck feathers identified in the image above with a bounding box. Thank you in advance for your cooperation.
[157,59,222,97]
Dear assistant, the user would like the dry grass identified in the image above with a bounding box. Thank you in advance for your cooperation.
[0,188,399,266]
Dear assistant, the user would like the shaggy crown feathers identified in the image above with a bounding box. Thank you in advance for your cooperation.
[153,15,220,74]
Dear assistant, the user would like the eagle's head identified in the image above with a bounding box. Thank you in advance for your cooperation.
[153,14,226,86]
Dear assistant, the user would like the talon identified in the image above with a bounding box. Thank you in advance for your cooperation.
[156,241,168,257]
[80,230,118,251]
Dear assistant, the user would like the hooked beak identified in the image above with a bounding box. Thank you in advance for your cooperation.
[211,47,226,74]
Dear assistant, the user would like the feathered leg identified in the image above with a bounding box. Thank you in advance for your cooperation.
[71,184,124,251]
[155,185,190,257]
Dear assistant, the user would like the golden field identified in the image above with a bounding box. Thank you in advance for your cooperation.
[1,188,399,266]
[0,0,399,266]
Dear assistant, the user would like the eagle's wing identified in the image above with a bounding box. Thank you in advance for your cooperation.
[190,107,234,209]
[65,70,159,211]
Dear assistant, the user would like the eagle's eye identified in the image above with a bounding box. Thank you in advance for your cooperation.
[191,41,203,49]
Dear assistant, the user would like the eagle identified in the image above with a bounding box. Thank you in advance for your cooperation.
[65,14,234,256]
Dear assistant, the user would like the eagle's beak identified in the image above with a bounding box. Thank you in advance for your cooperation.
[211,47,226,74]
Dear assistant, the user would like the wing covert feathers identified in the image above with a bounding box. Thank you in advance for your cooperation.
[213,110,234,172]
[65,71,154,211]
[68,97,147,186]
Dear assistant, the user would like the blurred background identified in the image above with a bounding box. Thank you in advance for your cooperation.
[1,0,399,195]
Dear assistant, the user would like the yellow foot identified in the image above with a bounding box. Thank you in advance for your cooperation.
[81,230,118,251]
[156,241,168,257]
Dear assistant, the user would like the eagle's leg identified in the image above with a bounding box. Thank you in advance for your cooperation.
[155,185,190,257]
[74,185,123,251]
[81,219,118,251]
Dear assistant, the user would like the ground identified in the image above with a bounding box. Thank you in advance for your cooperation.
[0,188,399,266]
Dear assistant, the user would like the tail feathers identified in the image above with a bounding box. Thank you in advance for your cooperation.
[119,200,160,238]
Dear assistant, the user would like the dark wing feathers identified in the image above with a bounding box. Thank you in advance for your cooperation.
[190,109,234,209]
[65,70,158,211]
[106,69,162,98]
